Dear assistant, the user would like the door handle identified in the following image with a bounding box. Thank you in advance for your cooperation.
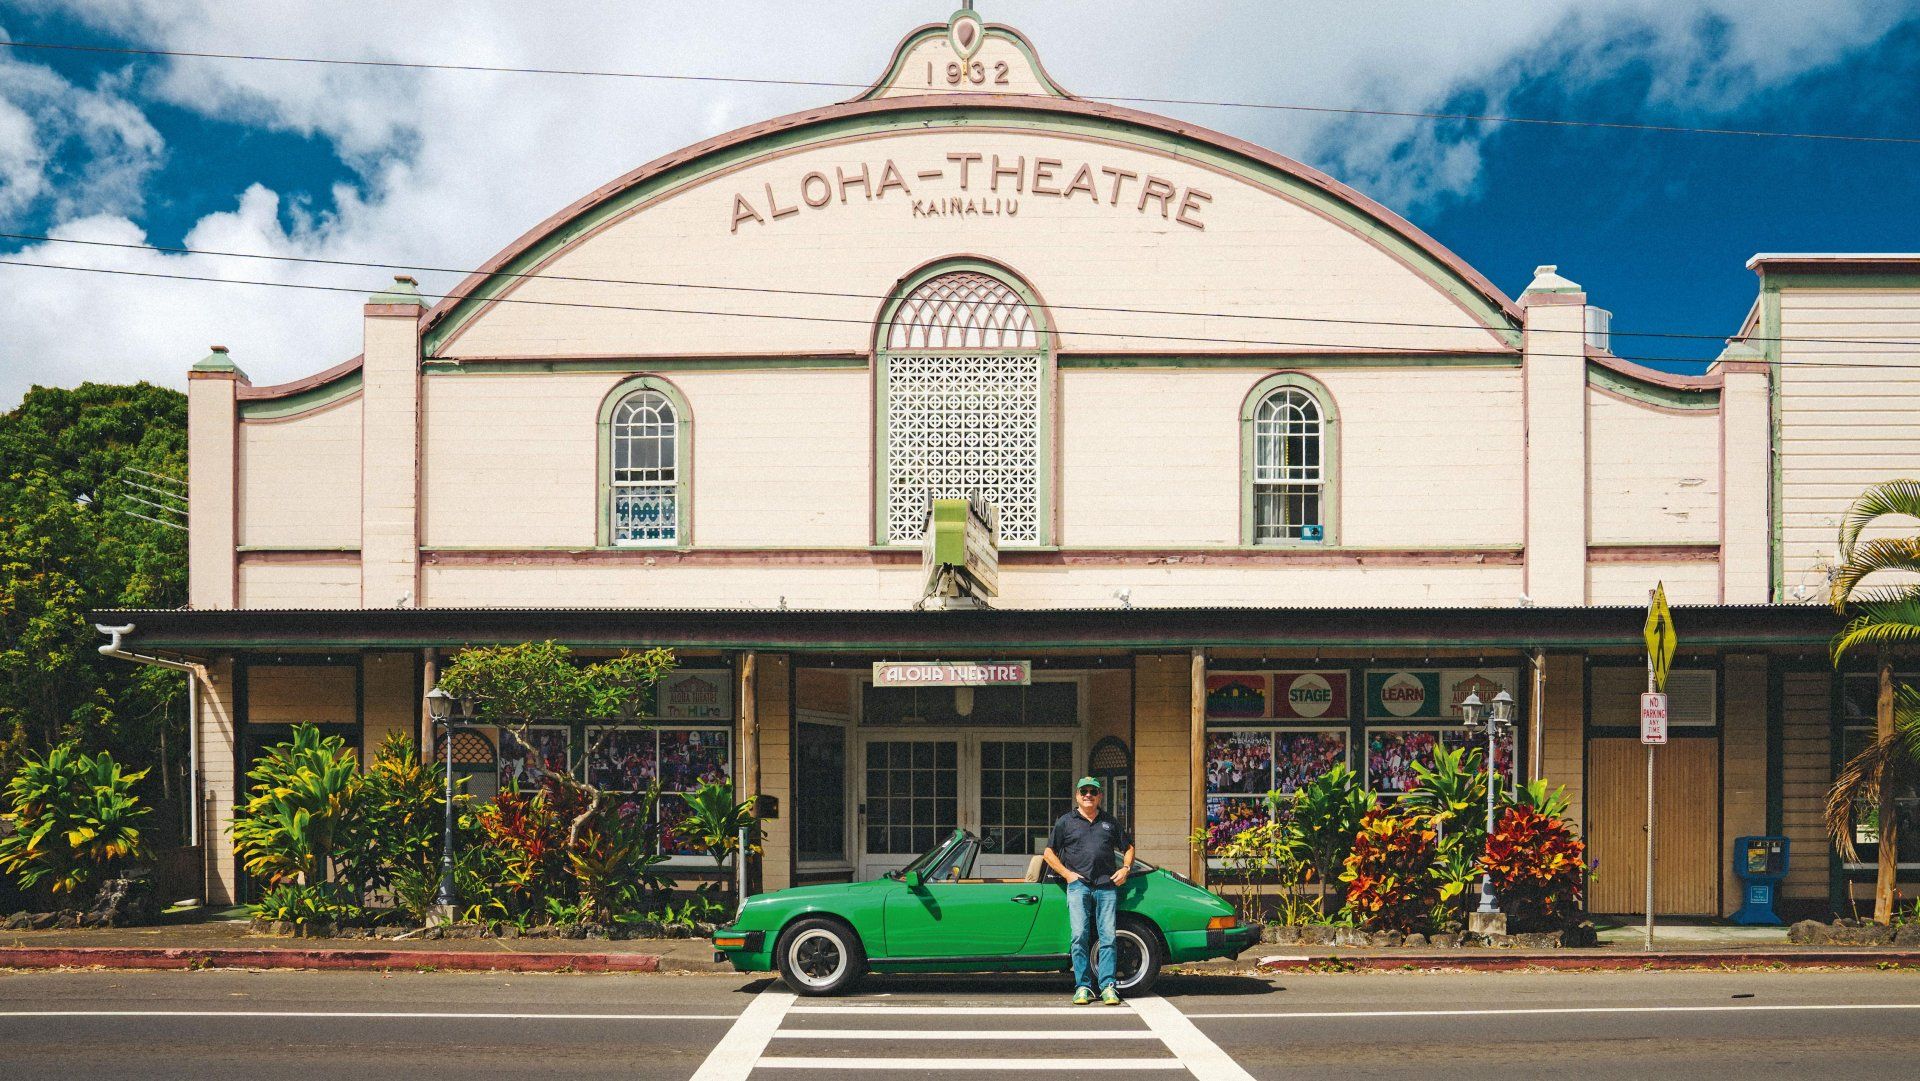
[1013,894,1039,905]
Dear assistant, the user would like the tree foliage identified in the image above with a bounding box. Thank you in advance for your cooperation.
[0,741,151,895]
[0,383,187,791]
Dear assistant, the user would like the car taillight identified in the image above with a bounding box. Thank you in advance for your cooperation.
[1207,916,1237,930]
[714,936,748,949]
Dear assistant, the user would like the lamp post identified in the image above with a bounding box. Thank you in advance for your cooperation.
[425,686,458,912]
[1461,690,1516,918]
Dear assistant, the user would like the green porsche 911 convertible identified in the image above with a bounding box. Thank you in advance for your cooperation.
[712,828,1257,995]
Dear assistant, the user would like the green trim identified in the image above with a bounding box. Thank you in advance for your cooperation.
[1584,362,1719,412]
[237,372,364,419]
[421,106,1521,355]
[1762,284,1784,603]
[596,375,694,548]
[858,24,1069,101]
[1058,353,1519,370]
[1758,271,1920,291]
[368,277,424,306]
[423,357,867,375]
[874,257,1054,548]
[192,347,239,373]
[1239,372,1340,547]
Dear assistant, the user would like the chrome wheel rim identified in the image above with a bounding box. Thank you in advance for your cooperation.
[788,928,848,989]
[1113,928,1150,991]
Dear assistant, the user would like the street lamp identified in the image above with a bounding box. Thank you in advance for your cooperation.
[1461,690,1516,917]
[424,686,459,911]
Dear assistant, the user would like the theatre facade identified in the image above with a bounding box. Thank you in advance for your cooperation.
[97,10,1920,917]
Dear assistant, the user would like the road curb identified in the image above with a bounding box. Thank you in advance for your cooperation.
[0,945,732,974]
[1251,950,1920,973]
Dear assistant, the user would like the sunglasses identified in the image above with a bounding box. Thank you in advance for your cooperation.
[1077,788,1101,796]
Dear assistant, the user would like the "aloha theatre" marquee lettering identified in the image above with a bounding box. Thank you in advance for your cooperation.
[730,150,1213,233]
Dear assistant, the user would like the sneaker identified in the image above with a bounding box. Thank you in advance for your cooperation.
[1072,986,1093,1005]
[1100,985,1122,1005]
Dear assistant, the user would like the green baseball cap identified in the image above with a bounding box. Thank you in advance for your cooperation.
[1075,776,1102,791]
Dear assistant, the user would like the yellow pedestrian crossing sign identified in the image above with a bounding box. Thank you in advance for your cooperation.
[1643,582,1677,693]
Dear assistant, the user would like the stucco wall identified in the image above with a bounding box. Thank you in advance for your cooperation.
[1586,562,1719,605]
[1585,389,1719,545]
[237,398,363,549]
[239,561,363,607]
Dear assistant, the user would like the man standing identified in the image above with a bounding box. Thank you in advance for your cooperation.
[1042,776,1135,1005]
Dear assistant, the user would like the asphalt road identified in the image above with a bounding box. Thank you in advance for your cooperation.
[2,967,1917,1079]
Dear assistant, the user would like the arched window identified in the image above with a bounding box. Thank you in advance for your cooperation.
[878,264,1049,546]
[1243,375,1336,544]
[600,379,690,546]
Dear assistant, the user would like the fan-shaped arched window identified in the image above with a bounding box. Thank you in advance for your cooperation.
[1243,375,1336,544]
[878,264,1049,546]
[599,378,691,546]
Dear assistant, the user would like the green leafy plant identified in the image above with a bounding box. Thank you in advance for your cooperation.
[1283,763,1372,912]
[1429,833,1481,929]
[230,724,362,893]
[570,792,668,923]
[336,734,446,904]
[1200,815,1318,927]
[0,741,150,896]
[677,779,759,905]
[1340,807,1441,933]
[1504,778,1574,819]
[476,775,593,917]
[1403,745,1490,845]
[251,880,360,929]
[1479,805,1587,930]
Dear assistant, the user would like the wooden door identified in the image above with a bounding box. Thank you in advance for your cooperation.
[1585,738,1720,915]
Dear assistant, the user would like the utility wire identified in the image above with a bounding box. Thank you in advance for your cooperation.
[2,255,1910,371]
[4,37,1920,146]
[9,230,1896,350]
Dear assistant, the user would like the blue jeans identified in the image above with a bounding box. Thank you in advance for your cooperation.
[1066,879,1117,991]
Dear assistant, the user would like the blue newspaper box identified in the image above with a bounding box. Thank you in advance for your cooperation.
[1732,835,1788,925]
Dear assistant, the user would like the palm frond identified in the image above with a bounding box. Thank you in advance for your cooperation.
[1838,479,1920,562]
[1831,601,1920,664]
[1825,686,1920,862]
[1830,537,1920,611]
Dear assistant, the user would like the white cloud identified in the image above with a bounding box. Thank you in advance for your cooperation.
[0,0,1914,405]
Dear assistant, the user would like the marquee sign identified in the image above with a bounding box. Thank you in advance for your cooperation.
[873,661,1032,687]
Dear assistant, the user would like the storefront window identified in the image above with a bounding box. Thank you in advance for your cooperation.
[796,722,847,863]
[1839,675,1920,869]
[861,682,1078,727]
[584,724,731,856]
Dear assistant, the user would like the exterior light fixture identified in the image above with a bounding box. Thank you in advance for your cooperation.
[425,686,454,723]
[425,684,459,911]
[1474,689,1517,917]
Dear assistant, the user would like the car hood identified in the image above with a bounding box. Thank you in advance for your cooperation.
[741,879,884,909]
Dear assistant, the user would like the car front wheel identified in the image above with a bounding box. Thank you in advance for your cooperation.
[775,918,866,996]
[1112,918,1162,996]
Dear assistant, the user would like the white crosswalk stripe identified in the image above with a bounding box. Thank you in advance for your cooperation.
[687,991,1256,1079]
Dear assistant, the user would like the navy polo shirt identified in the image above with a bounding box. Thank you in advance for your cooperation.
[1046,809,1132,887]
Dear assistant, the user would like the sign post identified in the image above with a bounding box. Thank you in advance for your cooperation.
[1641,582,1678,950]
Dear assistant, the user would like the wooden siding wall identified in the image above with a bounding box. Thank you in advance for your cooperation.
[1777,285,1920,602]
[361,652,415,753]
[1779,670,1833,901]
[1586,737,1720,915]
[200,657,239,905]
[1132,656,1192,869]
[245,665,356,725]
[756,654,794,892]
[1538,654,1585,837]
[1720,656,1769,915]
[237,399,362,549]
[239,562,362,608]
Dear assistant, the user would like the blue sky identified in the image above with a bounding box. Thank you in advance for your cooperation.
[2,0,1918,403]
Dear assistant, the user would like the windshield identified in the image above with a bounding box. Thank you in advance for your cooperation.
[886,829,977,881]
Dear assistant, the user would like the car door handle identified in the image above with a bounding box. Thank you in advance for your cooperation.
[1012,894,1040,905]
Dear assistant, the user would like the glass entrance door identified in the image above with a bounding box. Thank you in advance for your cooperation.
[858,735,1077,879]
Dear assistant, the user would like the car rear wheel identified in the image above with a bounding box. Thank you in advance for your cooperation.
[1112,918,1162,996]
[776,918,866,996]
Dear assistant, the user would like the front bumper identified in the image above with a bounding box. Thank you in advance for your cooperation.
[711,928,767,967]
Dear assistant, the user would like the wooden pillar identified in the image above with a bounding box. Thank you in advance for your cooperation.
[1189,648,1206,884]
[1876,659,1897,925]
[738,653,760,892]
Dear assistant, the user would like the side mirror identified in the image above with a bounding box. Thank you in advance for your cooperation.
[903,871,923,889]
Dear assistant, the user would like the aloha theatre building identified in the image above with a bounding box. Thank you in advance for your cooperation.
[97,10,1920,917]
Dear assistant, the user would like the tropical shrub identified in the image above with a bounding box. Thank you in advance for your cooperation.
[1201,815,1319,927]
[476,775,594,916]
[231,724,362,893]
[570,792,667,923]
[1504,778,1574,819]
[336,734,445,903]
[0,742,150,896]
[678,780,759,907]
[1340,807,1441,933]
[1284,763,1372,906]
[1403,745,1489,846]
[250,881,361,928]
[1479,805,1587,930]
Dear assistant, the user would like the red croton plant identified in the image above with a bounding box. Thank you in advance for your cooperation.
[1341,807,1442,932]
[1479,805,1587,929]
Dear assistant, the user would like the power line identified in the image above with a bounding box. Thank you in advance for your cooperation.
[1,254,1908,372]
[5,37,1919,146]
[11,230,1919,353]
